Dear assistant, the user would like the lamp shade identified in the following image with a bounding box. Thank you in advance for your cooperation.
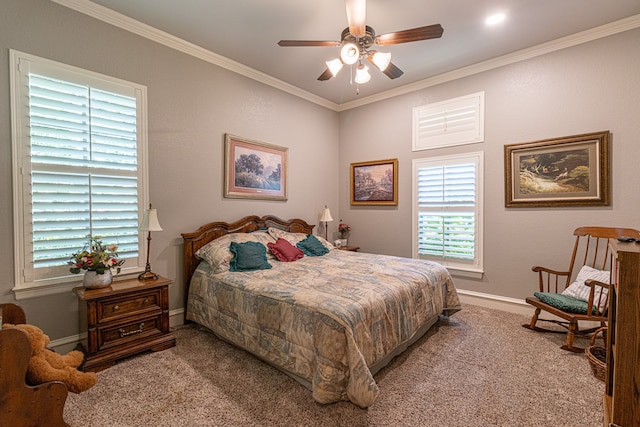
[326,58,344,77]
[340,43,360,65]
[355,64,371,84]
[139,206,163,232]
[371,51,391,71]
[320,206,334,223]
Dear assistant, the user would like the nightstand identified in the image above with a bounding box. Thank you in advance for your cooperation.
[75,275,176,372]
[338,245,360,252]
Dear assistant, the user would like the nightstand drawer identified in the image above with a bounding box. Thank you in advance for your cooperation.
[98,289,161,323]
[97,313,163,352]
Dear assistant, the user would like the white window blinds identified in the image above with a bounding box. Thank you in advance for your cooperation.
[11,50,148,295]
[413,153,483,273]
[413,92,484,151]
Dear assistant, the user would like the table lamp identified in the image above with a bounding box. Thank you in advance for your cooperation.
[138,204,163,280]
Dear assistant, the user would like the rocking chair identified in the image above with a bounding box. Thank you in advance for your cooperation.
[522,226,640,352]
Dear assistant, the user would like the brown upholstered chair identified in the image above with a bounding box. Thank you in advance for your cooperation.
[0,303,68,427]
[522,226,640,352]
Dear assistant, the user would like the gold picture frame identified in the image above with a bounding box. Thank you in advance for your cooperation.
[350,158,398,206]
[504,131,610,208]
[224,134,288,201]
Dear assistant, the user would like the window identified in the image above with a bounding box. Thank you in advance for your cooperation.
[10,50,149,298]
[412,92,484,151]
[412,152,483,275]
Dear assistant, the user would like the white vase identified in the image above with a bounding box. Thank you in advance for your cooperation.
[82,270,113,289]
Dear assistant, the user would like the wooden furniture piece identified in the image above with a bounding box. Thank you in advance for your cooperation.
[75,276,176,372]
[0,303,68,427]
[603,240,640,427]
[522,226,640,352]
[338,245,360,252]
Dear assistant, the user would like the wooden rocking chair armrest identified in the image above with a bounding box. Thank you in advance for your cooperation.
[584,279,610,291]
[531,266,571,276]
[584,279,610,315]
[531,266,571,292]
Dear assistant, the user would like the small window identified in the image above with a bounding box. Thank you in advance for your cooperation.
[412,152,483,274]
[10,50,149,298]
[413,92,484,151]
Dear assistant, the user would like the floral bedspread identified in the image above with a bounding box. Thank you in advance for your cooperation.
[187,250,461,407]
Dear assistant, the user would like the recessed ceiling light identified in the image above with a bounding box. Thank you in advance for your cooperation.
[485,13,506,26]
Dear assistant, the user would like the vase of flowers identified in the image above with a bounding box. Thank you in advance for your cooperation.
[338,222,350,246]
[69,235,125,289]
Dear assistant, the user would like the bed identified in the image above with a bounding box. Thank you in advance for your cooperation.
[182,215,461,408]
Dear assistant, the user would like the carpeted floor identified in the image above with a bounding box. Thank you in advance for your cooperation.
[64,304,605,426]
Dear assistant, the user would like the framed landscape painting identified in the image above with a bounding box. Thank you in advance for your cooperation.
[504,131,610,207]
[350,158,398,206]
[224,134,287,200]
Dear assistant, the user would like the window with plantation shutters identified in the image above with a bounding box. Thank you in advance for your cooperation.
[412,152,483,274]
[10,50,149,298]
[413,92,484,151]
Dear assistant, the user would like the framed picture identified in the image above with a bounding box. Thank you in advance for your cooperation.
[504,131,610,208]
[224,134,287,200]
[350,158,398,206]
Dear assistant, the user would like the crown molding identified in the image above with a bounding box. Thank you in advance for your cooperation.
[338,13,640,111]
[52,1,640,112]
[51,0,340,111]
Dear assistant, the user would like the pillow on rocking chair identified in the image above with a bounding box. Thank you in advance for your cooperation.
[560,265,610,312]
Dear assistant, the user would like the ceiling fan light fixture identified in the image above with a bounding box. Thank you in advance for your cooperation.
[371,51,391,71]
[355,64,371,84]
[341,43,360,65]
[326,58,344,77]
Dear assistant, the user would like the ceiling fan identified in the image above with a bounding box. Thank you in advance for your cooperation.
[278,0,444,84]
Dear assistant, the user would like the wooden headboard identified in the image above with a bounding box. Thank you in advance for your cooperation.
[181,215,315,315]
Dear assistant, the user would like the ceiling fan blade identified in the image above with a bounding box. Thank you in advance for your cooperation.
[278,40,341,47]
[382,62,404,79]
[374,24,444,46]
[366,56,403,79]
[345,0,366,37]
[317,68,334,81]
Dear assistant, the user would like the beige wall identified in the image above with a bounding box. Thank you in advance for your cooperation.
[338,28,640,301]
[0,0,339,340]
[1,0,639,341]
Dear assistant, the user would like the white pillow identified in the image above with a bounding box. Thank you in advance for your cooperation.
[561,265,610,311]
[195,231,276,273]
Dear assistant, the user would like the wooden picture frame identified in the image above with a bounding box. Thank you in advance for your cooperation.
[350,159,398,206]
[504,131,610,208]
[224,134,287,200]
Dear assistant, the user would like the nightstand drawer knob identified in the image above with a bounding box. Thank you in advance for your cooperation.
[113,305,120,311]
[119,322,144,338]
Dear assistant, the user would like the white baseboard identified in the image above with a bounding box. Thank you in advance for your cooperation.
[170,308,185,328]
[457,288,533,316]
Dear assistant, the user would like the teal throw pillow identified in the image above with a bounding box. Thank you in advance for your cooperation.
[229,241,272,272]
[296,234,329,256]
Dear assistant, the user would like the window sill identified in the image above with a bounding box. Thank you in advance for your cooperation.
[12,270,145,300]
[447,267,484,280]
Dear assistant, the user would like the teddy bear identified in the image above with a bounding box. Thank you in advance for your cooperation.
[3,323,97,394]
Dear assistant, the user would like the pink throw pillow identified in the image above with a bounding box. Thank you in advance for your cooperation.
[268,238,304,262]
